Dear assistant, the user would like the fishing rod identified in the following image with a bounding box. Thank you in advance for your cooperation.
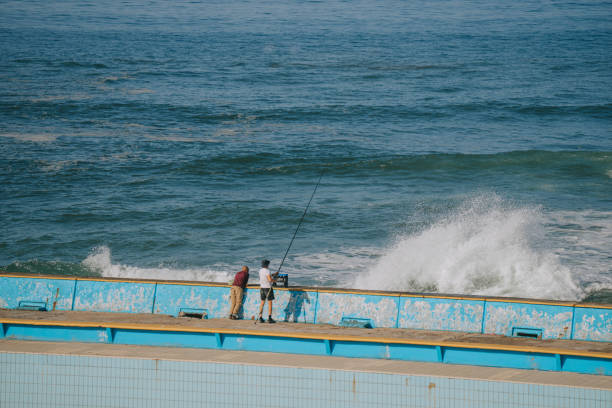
[275,169,325,278]
[256,169,325,323]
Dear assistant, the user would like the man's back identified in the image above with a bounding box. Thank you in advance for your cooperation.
[259,267,271,288]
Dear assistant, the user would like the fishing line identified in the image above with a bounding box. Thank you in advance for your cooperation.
[256,169,325,323]
[275,169,325,277]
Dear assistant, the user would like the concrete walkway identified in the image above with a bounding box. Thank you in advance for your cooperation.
[2,309,611,355]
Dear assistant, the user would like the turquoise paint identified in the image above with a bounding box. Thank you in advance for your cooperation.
[73,280,155,313]
[398,297,484,333]
[1,321,609,375]
[444,348,560,372]
[70,279,78,310]
[153,284,227,317]
[312,291,320,324]
[0,275,610,344]
[480,300,488,334]
[0,276,75,311]
[572,307,612,342]
[150,283,158,314]
[315,292,399,328]
[4,324,107,343]
[484,302,573,340]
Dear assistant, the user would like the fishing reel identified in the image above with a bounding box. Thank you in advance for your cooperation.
[272,273,289,288]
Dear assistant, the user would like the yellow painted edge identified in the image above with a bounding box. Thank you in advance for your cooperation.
[0,274,76,281]
[2,318,610,360]
[483,298,576,307]
[574,303,612,310]
[317,288,401,296]
[401,294,487,301]
[75,278,159,284]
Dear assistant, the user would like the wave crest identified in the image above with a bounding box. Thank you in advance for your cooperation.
[354,195,583,301]
[82,246,233,283]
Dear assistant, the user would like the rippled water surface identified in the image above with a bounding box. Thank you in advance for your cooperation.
[1,0,611,301]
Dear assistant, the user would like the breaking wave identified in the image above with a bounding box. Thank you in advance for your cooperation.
[82,246,233,283]
[353,195,584,301]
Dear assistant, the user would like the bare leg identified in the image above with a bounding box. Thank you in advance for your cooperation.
[268,300,273,316]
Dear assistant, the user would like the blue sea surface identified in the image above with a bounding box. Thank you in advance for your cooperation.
[1,0,611,301]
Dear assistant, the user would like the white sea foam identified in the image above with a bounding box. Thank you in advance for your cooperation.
[82,246,233,283]
[607,169,612,179]
[353,195,584,301]
[127,88,154,95]
[1,133,57,142]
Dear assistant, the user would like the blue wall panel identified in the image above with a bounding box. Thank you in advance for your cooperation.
[153,284,228,318]
[239,288,318,323]
[398,297,484,332]
[572,307,612,342]
[386,343,440,362]
[0,276,75,311]
[153,284,318,322]
[315,292,399,328]
[113,329,219,349]
[223,334,325,355]
[563,355,612,375]
[73,281,155,313]
[444,348,557,371]
[483,302,573,339]
[4,324,106,343]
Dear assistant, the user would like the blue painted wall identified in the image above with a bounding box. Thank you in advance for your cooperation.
[0,275,610,342]
[315,292,399,328]
[398,297,484,333]
[73,280,155,314]
[483,302,574,340]
[0,276,75,311]
[573,307,612,342]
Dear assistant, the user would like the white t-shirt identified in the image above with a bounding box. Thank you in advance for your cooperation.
[259,267,272,289]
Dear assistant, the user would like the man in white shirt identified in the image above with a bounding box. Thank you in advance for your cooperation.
[258,259,276,323]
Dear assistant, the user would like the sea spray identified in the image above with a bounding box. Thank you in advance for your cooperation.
[82,246,233,283]
[353,195,583,300]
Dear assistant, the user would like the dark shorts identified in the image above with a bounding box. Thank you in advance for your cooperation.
[260,288,274,301]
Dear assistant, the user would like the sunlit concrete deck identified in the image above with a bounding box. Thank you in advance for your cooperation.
[1,309,611,380]
[1,309,610,356]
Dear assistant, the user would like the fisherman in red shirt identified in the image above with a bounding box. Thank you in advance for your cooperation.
[229,266,249,320]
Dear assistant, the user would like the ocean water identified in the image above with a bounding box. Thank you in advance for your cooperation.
[1,0,611,302]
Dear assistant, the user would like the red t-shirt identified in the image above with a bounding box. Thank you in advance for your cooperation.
[232,270,249,288]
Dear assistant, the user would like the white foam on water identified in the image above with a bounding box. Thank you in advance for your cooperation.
[353,195,584,301]
[1,133,57,142]
[606,169,612,179]
[82,246,233,283]
[546,209,612,292]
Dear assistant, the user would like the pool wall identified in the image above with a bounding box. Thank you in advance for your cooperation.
[1,351,610,408]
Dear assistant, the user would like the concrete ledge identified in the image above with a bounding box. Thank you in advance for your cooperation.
[1,310,610,375]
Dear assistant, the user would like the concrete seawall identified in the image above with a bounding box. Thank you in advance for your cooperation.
[1,273,610,342]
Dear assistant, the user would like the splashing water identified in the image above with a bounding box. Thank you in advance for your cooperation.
[353,195,583,300]
[82,246,233,283]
